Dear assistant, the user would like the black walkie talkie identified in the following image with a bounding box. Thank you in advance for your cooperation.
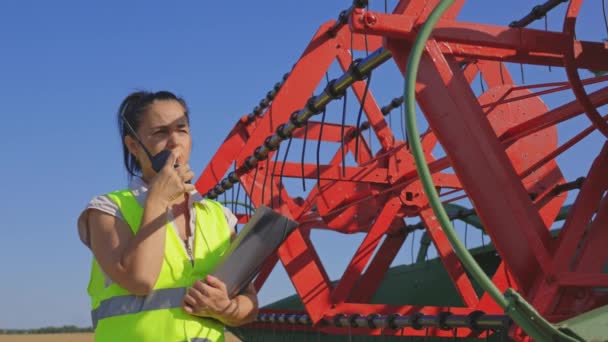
[120,112,172,173]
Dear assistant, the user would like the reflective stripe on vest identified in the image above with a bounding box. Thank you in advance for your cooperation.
[91,287,187,329]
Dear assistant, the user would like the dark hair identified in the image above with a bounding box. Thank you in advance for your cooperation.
[117,90,189,177]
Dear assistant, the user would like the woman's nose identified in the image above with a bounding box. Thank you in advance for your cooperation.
[166,131,179,149]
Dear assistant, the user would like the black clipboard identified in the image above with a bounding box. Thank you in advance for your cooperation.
[210,205,298,298]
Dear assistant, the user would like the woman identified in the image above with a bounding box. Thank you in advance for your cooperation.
[77,91,258,341]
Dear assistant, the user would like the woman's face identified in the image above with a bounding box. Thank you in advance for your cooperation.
[126,99,192,179]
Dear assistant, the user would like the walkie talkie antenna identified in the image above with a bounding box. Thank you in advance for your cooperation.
[120,111,171,173]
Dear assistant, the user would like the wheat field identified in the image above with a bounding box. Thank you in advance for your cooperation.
[0,332,241,341]
[0,334,93,342]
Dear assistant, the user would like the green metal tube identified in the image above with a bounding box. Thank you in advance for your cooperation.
[403,1,580,340]
[403,0,507,309]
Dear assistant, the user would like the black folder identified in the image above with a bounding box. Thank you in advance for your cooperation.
[210,205,299,298]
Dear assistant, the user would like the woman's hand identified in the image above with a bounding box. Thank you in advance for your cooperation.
[147,150,195,208]
[182,275,236,320]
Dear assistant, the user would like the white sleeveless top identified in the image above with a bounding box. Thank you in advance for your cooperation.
[77,177,238,251]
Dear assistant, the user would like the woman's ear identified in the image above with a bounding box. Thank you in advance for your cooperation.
[124,135,139,159]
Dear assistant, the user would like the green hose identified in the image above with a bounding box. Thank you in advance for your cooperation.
[403,1,581,340]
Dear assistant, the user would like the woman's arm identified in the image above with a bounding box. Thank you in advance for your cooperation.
[88,152,195,295]
[88,197,170,296]
[224,282,259,326]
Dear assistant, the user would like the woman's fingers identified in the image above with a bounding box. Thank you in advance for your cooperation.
[184,293,208,314]
[184,183,196,193]
[190,281,206,298]
[183,293,198,307]
[192,281,221,302]
[186,285,211,310]
[205,275,227,293]
[162,163,195,199]
[183,170,195,183]
[175,163,189,175]
[176,164,195,183]
[184,280,234,318]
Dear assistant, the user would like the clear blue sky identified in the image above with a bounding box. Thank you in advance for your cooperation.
[0,0,604,329]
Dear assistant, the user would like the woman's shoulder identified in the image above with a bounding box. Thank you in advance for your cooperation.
[77,193,125,248]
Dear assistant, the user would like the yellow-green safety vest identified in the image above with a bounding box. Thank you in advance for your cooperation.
[87,190,231,342]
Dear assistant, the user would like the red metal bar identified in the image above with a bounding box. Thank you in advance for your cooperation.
[330,302,478,316]
[562,0,608,137]
[549,143,608,273]
[195,119,249,192]
[509,74,608,91]
[253,252,278,291]
[477,263,516,312]
[529,142,608,317]
[277,228,333,323]
[476,155,566,310]
[572,195,608,274]
[349,28,384,52]
[347,229,408,303]
[500,86,608,146]
[351,11,608,70]
[462,62,479,84]
[386,37,552,289]
[273,162,389,184]
[239,159,300,214]
[432,173,461,189]
[557,273,608,287]
[290,129,369,220]
[419,208,479,307]
[330,197,402,304]
[477,169,566,311]
[482,76,608,115]
[235,103,306,213]
[478,60,514,88]
[393,0,465,20]
[287,126,362,220]
[518,114,608,179]
[314,170,459,222]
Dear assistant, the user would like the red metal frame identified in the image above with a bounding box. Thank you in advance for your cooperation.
[195,0,608,339]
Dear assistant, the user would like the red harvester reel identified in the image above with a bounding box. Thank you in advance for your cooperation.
[197,0,608,340]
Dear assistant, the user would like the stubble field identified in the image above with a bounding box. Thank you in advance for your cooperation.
[0,332,242,341]
[0,334,93,342]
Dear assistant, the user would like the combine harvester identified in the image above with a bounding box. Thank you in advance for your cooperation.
[196,0,608,340]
